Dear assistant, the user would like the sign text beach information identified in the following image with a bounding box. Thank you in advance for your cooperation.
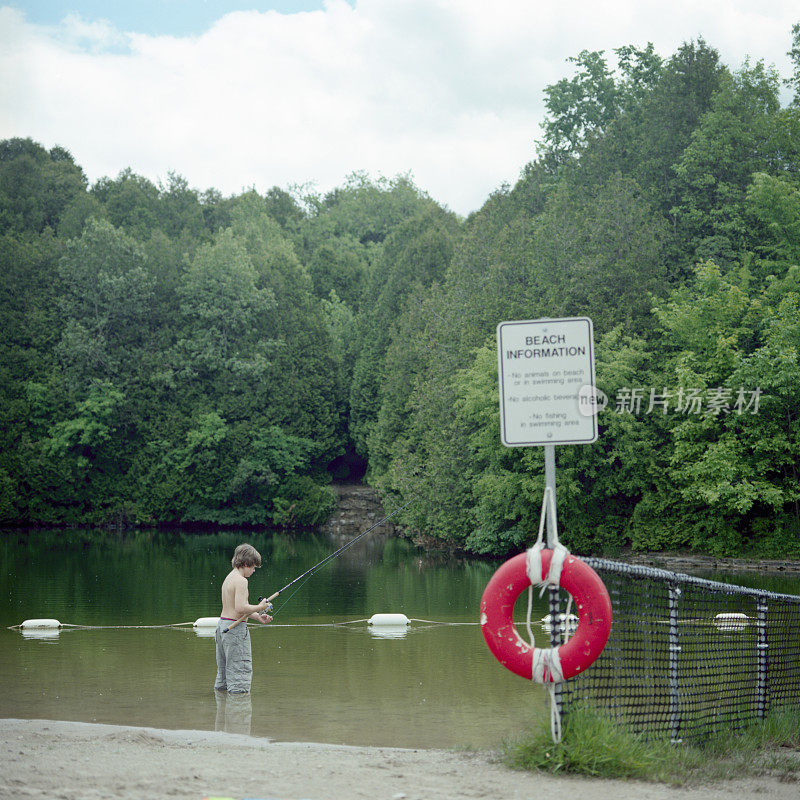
[497,317,598,447]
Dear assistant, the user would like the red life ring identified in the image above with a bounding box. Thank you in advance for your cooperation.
[480,549,612,682]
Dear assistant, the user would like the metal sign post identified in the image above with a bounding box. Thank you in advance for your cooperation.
[544,443,557,548]
[543,442,560,708]
[496,317,600,716]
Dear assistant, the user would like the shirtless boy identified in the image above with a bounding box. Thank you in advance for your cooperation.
[214,543,273,693]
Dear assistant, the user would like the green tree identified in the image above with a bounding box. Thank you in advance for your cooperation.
[92,168,161,238]
[55,218,155,398]
[228,198,343,459]
[573,39,724,214]
[540,50,620,158]
[746,172,800,276]
[306,235,367,309]
[0,230,62,521]
[0,138,89,234]
[641,261,800,554]
[157,171,205,242]
[40,380,130,523]
[312,171,436,245]
[263,186,305,229]
[672,61,784,264]
[786,22,800,106]
[349,205,460,456]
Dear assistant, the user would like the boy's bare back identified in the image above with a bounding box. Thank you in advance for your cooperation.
[220,569,249,619]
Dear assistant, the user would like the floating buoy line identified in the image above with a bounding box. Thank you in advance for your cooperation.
[9,615,482,634]
[10,611,753,635]
[9,611,753,634]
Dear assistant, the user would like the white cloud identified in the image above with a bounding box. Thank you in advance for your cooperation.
[0,1,797,215]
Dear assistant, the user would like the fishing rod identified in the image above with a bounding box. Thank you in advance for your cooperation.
[222,499,414,633]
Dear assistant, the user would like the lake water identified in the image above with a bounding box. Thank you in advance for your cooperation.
[2,528,799,749]
[0,528,549,749]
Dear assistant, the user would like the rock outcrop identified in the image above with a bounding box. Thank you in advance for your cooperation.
[319,484,398,537]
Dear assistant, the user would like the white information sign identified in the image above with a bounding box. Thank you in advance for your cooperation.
[497,317,598,447]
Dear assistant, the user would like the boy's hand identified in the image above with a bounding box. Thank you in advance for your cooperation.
[255,596,272,622]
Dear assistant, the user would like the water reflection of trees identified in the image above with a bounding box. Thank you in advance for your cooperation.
[6,528,797,630]
[0,526,498,626]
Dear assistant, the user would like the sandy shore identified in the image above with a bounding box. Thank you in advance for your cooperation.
[2,718,799,800]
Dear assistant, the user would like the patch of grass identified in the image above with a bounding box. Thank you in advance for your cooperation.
[501,704,675,780]
[500,705,800,784]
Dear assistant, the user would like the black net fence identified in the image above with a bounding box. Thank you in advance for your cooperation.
[557,558,800,742]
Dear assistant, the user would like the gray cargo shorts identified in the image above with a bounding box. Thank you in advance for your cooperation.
[214,619,252,693]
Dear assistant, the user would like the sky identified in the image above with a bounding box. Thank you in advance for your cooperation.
[0,1,798,216]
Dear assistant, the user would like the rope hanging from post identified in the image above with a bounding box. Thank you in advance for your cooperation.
[529,486,568,742]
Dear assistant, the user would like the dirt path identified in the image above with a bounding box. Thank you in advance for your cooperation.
[2,718,797,800]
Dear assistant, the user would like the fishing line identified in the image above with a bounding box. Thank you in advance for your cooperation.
[271,572,315,617]
[273,499,413,601]
[223,498,415,632]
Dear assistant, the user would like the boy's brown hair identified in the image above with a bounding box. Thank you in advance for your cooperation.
[232,543,262,569]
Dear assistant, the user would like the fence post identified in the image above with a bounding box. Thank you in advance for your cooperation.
[548,585,563,720]
[668,583,682,743]
[544,445,563,726]
[756,596,768,720]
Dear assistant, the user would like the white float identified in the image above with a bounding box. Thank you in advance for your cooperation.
[714,612,749,631]
[540,612,578,632]
[368,613,410,626]
[20,619,62,629]
[193,617,221,628]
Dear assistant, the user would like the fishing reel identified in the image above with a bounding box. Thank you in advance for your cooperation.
[258,597,273,617]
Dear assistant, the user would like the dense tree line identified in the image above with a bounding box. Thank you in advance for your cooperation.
[365,30,800,558]
[1,27,799,557]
